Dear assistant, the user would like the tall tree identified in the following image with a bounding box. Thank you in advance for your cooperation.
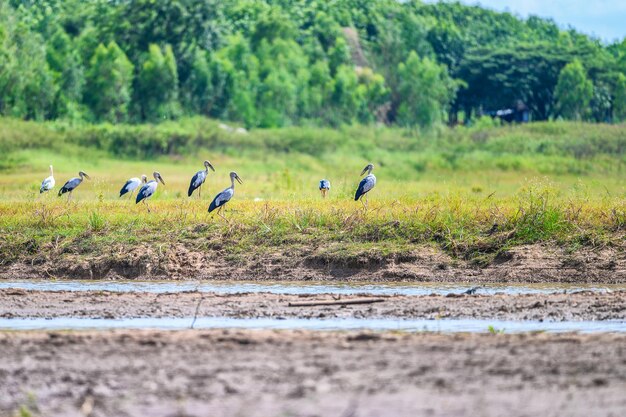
[554,59,593,120]
[85,42,134,122]
[0,3,56,120]
[181,48,213,116]
[396,51,456,128]
[613,73,626,122]
[136,44,180,121]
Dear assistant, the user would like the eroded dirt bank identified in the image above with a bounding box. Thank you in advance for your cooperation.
[1,289,624,321]
[1,330,624,417]
[2,243,626,283]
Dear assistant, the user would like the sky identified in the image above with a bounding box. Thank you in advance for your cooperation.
[428,0,626,42]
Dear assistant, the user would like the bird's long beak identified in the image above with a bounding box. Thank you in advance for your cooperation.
[236,175,243,184]
[84,173,91,180]
[360,167,368,176]
[208,162,215,172]
[159,176,166,185]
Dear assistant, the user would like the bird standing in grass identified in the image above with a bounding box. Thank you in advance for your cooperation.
[119,174,147,198]
[354,163,376,208]
[209,171,243,220]
[188,160,215,198]
[58,171,90,201]
[319,179,331,198]
[40,165,55,194]
[136,171,165,212]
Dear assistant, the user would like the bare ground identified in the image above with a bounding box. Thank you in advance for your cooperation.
[2,243,626,283]
[0,330,624,417]
[1,289,624,321]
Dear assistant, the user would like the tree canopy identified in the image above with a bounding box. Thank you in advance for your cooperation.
[2,0,625,127]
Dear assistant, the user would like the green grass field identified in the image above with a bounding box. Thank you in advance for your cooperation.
[1,117,625,267]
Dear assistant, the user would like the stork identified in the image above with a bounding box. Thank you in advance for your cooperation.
[40,165,55,194]
[354,163,376,208]
[188,160,215,198]
[319,179,331,198]
[208,171,243,220]
[58,171,90,201]
[135,171,165,212]
[119,174,147,198]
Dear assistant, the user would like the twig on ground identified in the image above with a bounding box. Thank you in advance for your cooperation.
[288,298,385,307]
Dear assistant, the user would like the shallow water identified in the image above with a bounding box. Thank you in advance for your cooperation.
[0,316,624,333]
[0,279,623,296]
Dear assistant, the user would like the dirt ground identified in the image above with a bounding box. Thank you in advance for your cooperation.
[2,243,625,283]
[1,289,624,321]
[1,241,625,417]
[0,330,624,417]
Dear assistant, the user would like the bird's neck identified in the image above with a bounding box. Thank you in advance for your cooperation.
[49,167,53,176]
[230,177,235,188]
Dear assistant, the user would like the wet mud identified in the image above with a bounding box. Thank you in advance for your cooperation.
[1,288,624,322]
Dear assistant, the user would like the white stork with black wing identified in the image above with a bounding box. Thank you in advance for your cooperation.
[40,165,55,194]
[188,160,215,198]
[354,163,376,208]
[119,174,147,198]
[136,171,165,212]
[208,171,243,219]
[58,171,90,201]
[319,179,331,198]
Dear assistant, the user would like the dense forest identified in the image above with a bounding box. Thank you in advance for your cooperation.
[1,0,626,128]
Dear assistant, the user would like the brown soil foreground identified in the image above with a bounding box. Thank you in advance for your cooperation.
[0,330,624,417]
[1,289,625,321]
[2,243,626,283]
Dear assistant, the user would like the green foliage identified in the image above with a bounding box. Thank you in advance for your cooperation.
[137,44,180,121]
[0,3,56,120]
[1,118,625,183]
[488,325,505,335]
[613,73,626,122]
[396,52,456,128]
[3,0,626,126]
[555,60,593,120]
[85,42,134,123]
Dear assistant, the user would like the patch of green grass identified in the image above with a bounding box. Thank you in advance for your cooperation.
[488,325,505,335]
[0,182,623,267]
[1,118,625,265]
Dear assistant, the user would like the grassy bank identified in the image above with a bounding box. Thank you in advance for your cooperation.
[0,118,625,274]
[1,186,624,270]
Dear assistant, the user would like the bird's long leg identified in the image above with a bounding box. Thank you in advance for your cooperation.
[360,194,368,211]
[365,193,369,209]
[217,205,229,222]
[67,191,72,202]
[143,200,151,213]
[198,185,201,199]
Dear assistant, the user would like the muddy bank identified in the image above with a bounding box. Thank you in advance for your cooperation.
[1,330,624,417]
[1,289,624,321]
[2,242,626,284]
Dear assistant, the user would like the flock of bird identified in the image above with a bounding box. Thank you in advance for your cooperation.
[39,161,377,216]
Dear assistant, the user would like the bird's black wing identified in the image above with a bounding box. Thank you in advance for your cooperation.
[119,180,133,197]
[136,184,150,204]
[188,171,202,196]
[354,177,368,201]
